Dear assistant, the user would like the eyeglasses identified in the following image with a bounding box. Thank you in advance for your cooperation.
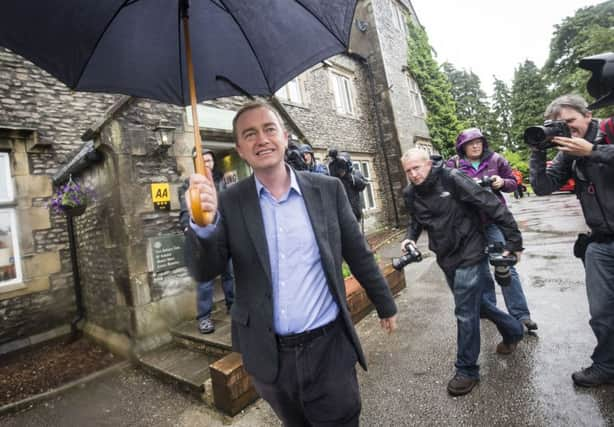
[467,140,483,146]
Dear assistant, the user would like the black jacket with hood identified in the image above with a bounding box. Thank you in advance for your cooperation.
[403,157,523,275]
[530,119,614,238]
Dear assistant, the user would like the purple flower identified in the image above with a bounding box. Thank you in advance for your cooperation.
[47,178,95,215]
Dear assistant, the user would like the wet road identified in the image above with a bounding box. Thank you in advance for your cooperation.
[356,193,613,426]
[2,194,612,426]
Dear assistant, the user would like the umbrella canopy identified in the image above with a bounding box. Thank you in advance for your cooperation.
[0,0,357,106]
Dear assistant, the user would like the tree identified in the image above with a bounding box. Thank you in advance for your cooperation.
[543,1,614,100]
[442,62,491,130]
[510,60,549,159]
[489,77,513,152]
[407,21,461,158]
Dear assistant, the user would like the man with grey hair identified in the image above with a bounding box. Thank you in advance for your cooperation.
[530,94,614,387]
[401,148,524,396]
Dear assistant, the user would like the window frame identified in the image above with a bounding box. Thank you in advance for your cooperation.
[407,75,426,118]
[391,0,408,37]
[275,77,304,105]
[0,152,23,289]
[330,69,356,116]
[353,160,376,211]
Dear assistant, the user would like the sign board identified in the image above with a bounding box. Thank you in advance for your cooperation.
[151,183,170,210]
[186,105,235,131]
[147,234,185,273]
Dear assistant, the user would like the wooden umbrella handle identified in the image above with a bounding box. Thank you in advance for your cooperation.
[183,11,213,226]
[190,154,214,226]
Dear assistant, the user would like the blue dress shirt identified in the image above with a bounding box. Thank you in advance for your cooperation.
[191,169,339,335]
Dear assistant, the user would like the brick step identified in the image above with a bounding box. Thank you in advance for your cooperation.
[170,302,233,359]
[137,342,217,398]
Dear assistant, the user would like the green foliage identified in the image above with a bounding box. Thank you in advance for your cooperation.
[407,21,461,158]
[342,262,351,279]
[489,77,513,152]
[510,61,549,158]
[543,1,614,99]
[501,150,529,176]
[442,62,491,129]
[542,1,614,117]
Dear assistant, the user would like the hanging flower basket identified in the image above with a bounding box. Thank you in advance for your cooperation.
[48,176,94,217]
[60,204,87,217]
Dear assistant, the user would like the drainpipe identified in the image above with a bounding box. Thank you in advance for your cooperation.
[66,212,84,339]
[348,52,400,228]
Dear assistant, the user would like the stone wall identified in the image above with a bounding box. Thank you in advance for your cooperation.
[0,48,117,348]
[0,0,430,352]
[350,0,431,227]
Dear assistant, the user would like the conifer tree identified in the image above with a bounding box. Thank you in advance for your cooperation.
[510,60,549,158]
[407,21,461,158]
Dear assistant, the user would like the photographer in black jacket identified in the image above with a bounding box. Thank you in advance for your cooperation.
[401,148,524,396]
[328,149,367,221]
[530,94,614,387]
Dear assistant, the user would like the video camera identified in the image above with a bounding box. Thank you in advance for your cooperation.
[579,52,614,110]
[523,120,572,150]
[392,241,423,271]
[485,241,517,287]
[286,140,309,171]
[327,148,353,178]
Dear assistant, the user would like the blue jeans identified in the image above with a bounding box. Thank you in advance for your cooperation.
[585,241,614,376]
[446,258,524,379]
[197,259,234,320]
[482,223,531,321]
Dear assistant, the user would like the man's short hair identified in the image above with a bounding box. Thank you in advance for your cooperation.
[232,102,285,141]
[401,147,431,163]
[544,94,590,120]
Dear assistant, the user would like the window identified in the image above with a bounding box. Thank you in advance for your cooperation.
[331,71,355,115]
[408,76,426,117]
[0,153,22,287]
[275,78,303,105]
[391,1,407,37]
[354,160,376,210]
[415,140,434,155]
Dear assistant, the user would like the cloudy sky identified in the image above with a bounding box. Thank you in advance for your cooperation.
[411,0,605,93]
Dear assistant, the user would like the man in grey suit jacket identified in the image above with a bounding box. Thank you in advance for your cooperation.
[184,102,397,426]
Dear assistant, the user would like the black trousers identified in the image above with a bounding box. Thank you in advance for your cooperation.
[251,319,361,427]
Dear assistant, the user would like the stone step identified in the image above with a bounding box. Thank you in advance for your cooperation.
[137,342,217,397]
[170,303,233,359]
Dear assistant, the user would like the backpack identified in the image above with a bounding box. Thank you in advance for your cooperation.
[600,117,614,145]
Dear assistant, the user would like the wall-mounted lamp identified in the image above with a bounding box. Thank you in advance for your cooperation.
[154,121,176,146]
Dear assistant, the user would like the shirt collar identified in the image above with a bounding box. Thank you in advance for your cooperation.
[254,166,302,199]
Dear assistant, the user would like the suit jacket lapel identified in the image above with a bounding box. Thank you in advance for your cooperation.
[297,173,329,248]
[239,176,272,284]
[297,174,342,303]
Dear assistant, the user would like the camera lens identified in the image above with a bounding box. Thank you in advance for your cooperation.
[524,126,548,146]
[494,266,512,287]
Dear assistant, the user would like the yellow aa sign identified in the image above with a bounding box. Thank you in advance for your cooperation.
[151,183,171,211]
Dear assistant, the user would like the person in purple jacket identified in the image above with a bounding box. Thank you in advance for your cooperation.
[447,128,537,332]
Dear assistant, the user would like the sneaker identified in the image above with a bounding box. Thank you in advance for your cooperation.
[198,317,215,334]
[521,318,538,331]
[496,339,520,355]
[447,373,479,396]
[572,366,614,387]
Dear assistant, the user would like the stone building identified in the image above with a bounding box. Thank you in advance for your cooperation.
[0,0,429,357]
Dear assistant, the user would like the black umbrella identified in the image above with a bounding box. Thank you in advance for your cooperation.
[0,0,357,224]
